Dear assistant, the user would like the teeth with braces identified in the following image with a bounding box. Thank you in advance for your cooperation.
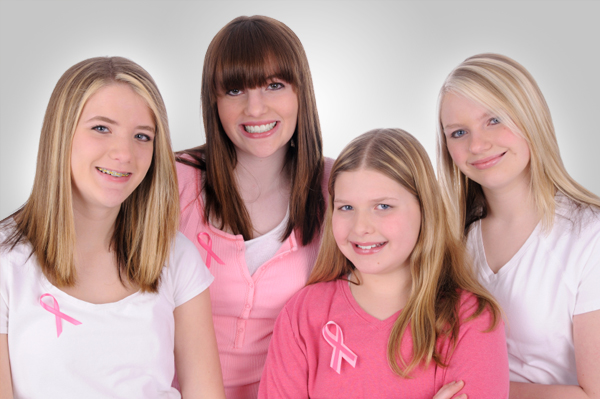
[356,243,385,250]
[96,167,130,177]
[244,122,277,133]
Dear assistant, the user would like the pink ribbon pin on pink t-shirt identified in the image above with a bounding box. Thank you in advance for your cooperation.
[197,232,225,269]
[39,293,82,337]
[322,321,358,374]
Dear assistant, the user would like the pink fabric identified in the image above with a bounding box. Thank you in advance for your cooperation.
[258,280,509,398]
[177,158,333,398]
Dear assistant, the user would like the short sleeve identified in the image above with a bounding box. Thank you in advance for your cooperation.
[574,231,600,315]
[438,295,509,398]
[169,232,214,307]
[258,306,309,398]
[0,261,8,334]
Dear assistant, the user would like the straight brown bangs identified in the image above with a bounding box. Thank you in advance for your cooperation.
[212,23,300,95]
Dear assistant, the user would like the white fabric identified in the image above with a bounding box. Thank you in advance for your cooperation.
[0,227,214,399]
[244,209,289,276]
[467,194,600,385]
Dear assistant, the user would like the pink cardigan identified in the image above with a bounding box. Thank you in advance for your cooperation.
[259,280,509,398]
[176,158,333,399]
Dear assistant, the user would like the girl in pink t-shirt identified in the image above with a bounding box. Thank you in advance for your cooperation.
[259,128,509,398]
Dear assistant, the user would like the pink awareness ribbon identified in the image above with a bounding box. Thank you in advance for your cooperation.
[197,232,225,269]
[39,293,82,337]
[321,321,358,374]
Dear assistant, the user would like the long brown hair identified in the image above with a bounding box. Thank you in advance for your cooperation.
[2,57,179,293]
[437,53,600,235]
[177,15,325,245]
[308,128,501,377]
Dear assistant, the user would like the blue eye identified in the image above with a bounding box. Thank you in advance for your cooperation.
[377,204,391,210]
[134,133,152,142]
[338,205,353,211]
[93,125,109,133]
[490,117,501,125]
[450,129,466,138]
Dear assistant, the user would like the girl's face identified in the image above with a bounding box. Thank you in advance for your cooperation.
[216,79,298,160]
[440,92,531,194]
[332,168,421,279]
[70,83,155,214]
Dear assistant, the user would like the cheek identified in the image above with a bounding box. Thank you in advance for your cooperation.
[331,214,349,247]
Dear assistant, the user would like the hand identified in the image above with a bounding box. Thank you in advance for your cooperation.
[434,380,466,399]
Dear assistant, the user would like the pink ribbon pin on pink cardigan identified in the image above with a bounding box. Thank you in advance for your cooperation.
[322,321,358,374]
[197,232,225,269]
[39,293,82,337]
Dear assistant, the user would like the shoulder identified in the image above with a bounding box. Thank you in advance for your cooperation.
[176,154,203,211]
[169,232,204,267]
[554,193,600,236]
[456,290,499,333]
[281,280,340,319]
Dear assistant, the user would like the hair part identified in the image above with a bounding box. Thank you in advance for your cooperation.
[2,56,179,293]
[437,53,600,235]
[177,15,325,245]
[308,128,501,377]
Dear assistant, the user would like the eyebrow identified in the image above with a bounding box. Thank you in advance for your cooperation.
[85,116,155,132]
[333,196,399,203]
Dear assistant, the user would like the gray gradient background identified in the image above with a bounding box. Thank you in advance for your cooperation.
[1,0,599,219]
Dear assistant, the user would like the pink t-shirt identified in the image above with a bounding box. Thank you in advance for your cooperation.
[177,158,333,398]
[258,279,509,398]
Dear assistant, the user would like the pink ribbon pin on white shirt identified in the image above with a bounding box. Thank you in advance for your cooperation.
[39,293,82,337]
[322,321,358,374]
[197,232,225,269]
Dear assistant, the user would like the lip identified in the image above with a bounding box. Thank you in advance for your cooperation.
[469,152,506,170]
[95,167,132,183]
[351,241,387,255]
[240,120,279,139]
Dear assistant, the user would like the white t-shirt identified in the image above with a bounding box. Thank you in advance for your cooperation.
[467,194,600,385]
[244,209,289,276]
[0,228,214,399]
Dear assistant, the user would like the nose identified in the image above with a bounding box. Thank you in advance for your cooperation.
[468,129,492,154]
[108,135,133,163]
[244,88,267,117]
[352,210,374,236]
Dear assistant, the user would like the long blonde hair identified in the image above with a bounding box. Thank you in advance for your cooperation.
[177,15,325,245]
[308,128,500,377]
[2,56,179,293]
[437,53,600,235]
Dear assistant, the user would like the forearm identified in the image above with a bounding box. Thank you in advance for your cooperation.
[510,382,597,399]
[0,334,14,399]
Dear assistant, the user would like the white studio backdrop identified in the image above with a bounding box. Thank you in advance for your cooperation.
[1,0,599,219]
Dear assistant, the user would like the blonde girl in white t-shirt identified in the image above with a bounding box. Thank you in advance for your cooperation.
[0,57,225,398]
[437,53,600,398]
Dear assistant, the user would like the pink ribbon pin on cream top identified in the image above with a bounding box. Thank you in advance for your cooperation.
[197,232,225,269]
[322,321,358,374]
[39,293,82,337]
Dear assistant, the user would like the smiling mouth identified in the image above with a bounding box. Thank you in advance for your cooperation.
[96,167,130,177]
[355,242,386,250]
[244,122,277,133]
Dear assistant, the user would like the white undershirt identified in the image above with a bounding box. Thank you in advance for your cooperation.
[244,209,289,275]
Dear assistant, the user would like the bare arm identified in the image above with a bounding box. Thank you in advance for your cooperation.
[174,290,225,399]
[510,309,600,399]
[0,334,13,399]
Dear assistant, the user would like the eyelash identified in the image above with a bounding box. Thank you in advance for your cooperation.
[135,133,152,142]
[449,117,501,138]
[225,81,285,96]
[93,125,109,133]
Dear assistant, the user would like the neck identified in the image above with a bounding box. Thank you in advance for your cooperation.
[72,203,119,256]
[234,144,290,201]
[350,265,412,320]
[482,174,537,223]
